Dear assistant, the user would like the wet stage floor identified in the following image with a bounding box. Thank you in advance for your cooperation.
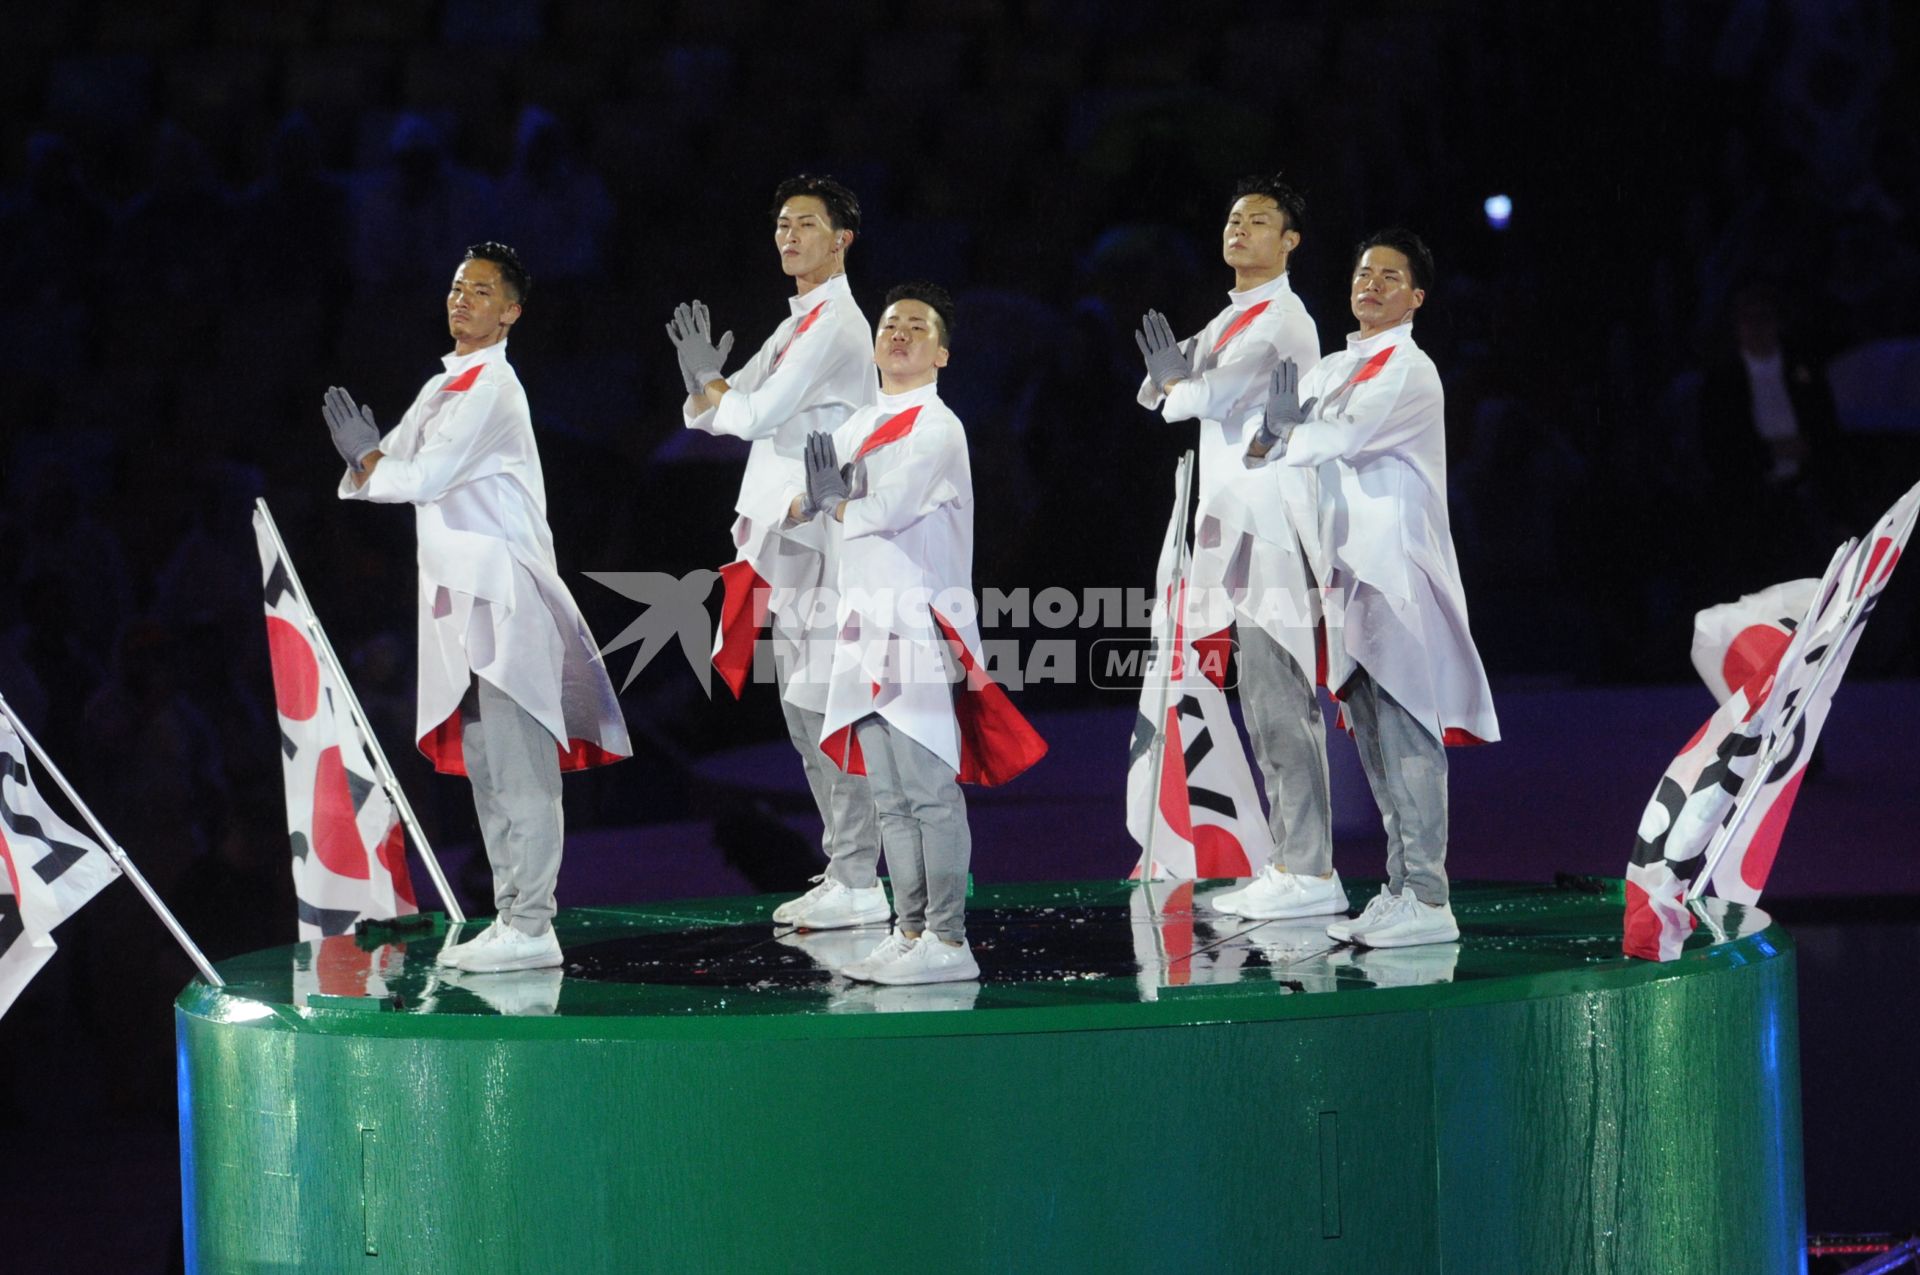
[203,878,1776,1025]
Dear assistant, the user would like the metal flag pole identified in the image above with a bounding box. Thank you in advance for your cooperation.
[1139,451,1196,916]
[254,499,467,924]
[0,693,225,988]
[1687,496,1920,900]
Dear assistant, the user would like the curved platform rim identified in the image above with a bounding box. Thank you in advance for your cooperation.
[175,879,1789,1044]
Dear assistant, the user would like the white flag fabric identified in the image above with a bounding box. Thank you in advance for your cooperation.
[252,511,418,941]
[0,713,122,1018]
[1691,578,1820,705]
[1125,468,1277,881]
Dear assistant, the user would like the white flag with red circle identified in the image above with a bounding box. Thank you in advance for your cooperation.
[252,511,417,940]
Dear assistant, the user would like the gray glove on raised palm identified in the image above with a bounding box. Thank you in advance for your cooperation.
[803,431,851,517]
[1133,309,1193,392]
[322,386,382,473]
[666,300,734,393]
[1249,359,1317,458]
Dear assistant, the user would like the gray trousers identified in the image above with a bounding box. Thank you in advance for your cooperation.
[855,715,970,942]
[1342,669,1449,905]
[773,638,881,888]
[460,677,564,936]
[1236,623,1334,877]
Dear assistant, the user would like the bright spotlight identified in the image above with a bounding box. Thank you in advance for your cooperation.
[1483,194,1513,231]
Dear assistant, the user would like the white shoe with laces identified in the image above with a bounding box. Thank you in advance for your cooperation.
[787,879,891,931]
[436,918,505,968]
[1352,897,1459,949]
[868,935,980,986]
[455,923,563,973]
[1327,888,1408,944]
[1211,866,1349,920]
[843,929,919,982]
[772,875,835,925]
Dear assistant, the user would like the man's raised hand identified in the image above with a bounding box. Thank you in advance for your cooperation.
[1249,358,1317,459]
[804,431,851,517]
[322,386,382,473]
[666,301,734,392]
[1133,309,1193,392]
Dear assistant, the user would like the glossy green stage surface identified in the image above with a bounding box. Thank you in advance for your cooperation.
[177,880,1803,1273]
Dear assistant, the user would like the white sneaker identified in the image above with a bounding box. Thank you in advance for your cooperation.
[788,879,890,931]
[1327,888,1406,944]
[868,935,980,986]
[1211,866,1349,920]
[843,928,918,982]
[436,918,505,968]
[1353,897,1459,949]
[772,875,835,925]
[455,923,564,972]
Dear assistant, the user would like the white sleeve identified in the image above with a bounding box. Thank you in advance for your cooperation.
[343,383,522,505]
[1280,353,1441,468]
[1161,327,1282,424]
[710,314,864,441]
[840,421,965,540]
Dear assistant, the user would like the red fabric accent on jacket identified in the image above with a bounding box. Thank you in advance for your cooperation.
[852,406,923,460]
[1343,345,1395,390]
[441,364,484,393]
[772,301,829,368]
[418,708,628,774]
[1209,300,1271,353]
[1192,628,1233,691]
[713,560,772,700]
[820,614,1049,787]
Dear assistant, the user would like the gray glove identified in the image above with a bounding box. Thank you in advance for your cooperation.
[1133,309,1192,391]
[666,300,734,391]
[322,386,381,473]
[804,431,850,516]
[1250,358,1317,456]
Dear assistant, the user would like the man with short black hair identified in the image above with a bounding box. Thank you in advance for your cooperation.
[324,241,630,973]
[1246,228,1499,949]
[664,175,885,931]
[1133,173,1336,918]
[791,282,1046,984]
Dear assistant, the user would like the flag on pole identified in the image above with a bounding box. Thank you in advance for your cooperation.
[1702,478,1919,904]
[1625,479,1920,959]
[253,511,418,940]
[1126,462,1277,881]
[0,713,122,1018]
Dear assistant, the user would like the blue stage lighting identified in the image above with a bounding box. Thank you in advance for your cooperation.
[1483,193,1513,230]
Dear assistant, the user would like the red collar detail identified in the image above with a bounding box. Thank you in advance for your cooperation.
[441,364,485,393]
[852,405,922,460]
[1210,300,1271,353]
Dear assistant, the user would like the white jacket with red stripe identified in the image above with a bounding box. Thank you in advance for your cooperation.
[1273,323,1499,746]
[1138,271,1324,674]
[339,341,630,772]
[683,274,876,610]
[809,382,1045,785]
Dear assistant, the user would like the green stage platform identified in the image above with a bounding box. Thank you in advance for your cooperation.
[175,879,1802,1273]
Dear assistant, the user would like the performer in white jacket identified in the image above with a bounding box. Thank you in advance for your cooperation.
[789,283,1047,985]
[323,242,631,973]
[664,175,884,931]
[1246,229,1499,948]
[1133,174,1343,919]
